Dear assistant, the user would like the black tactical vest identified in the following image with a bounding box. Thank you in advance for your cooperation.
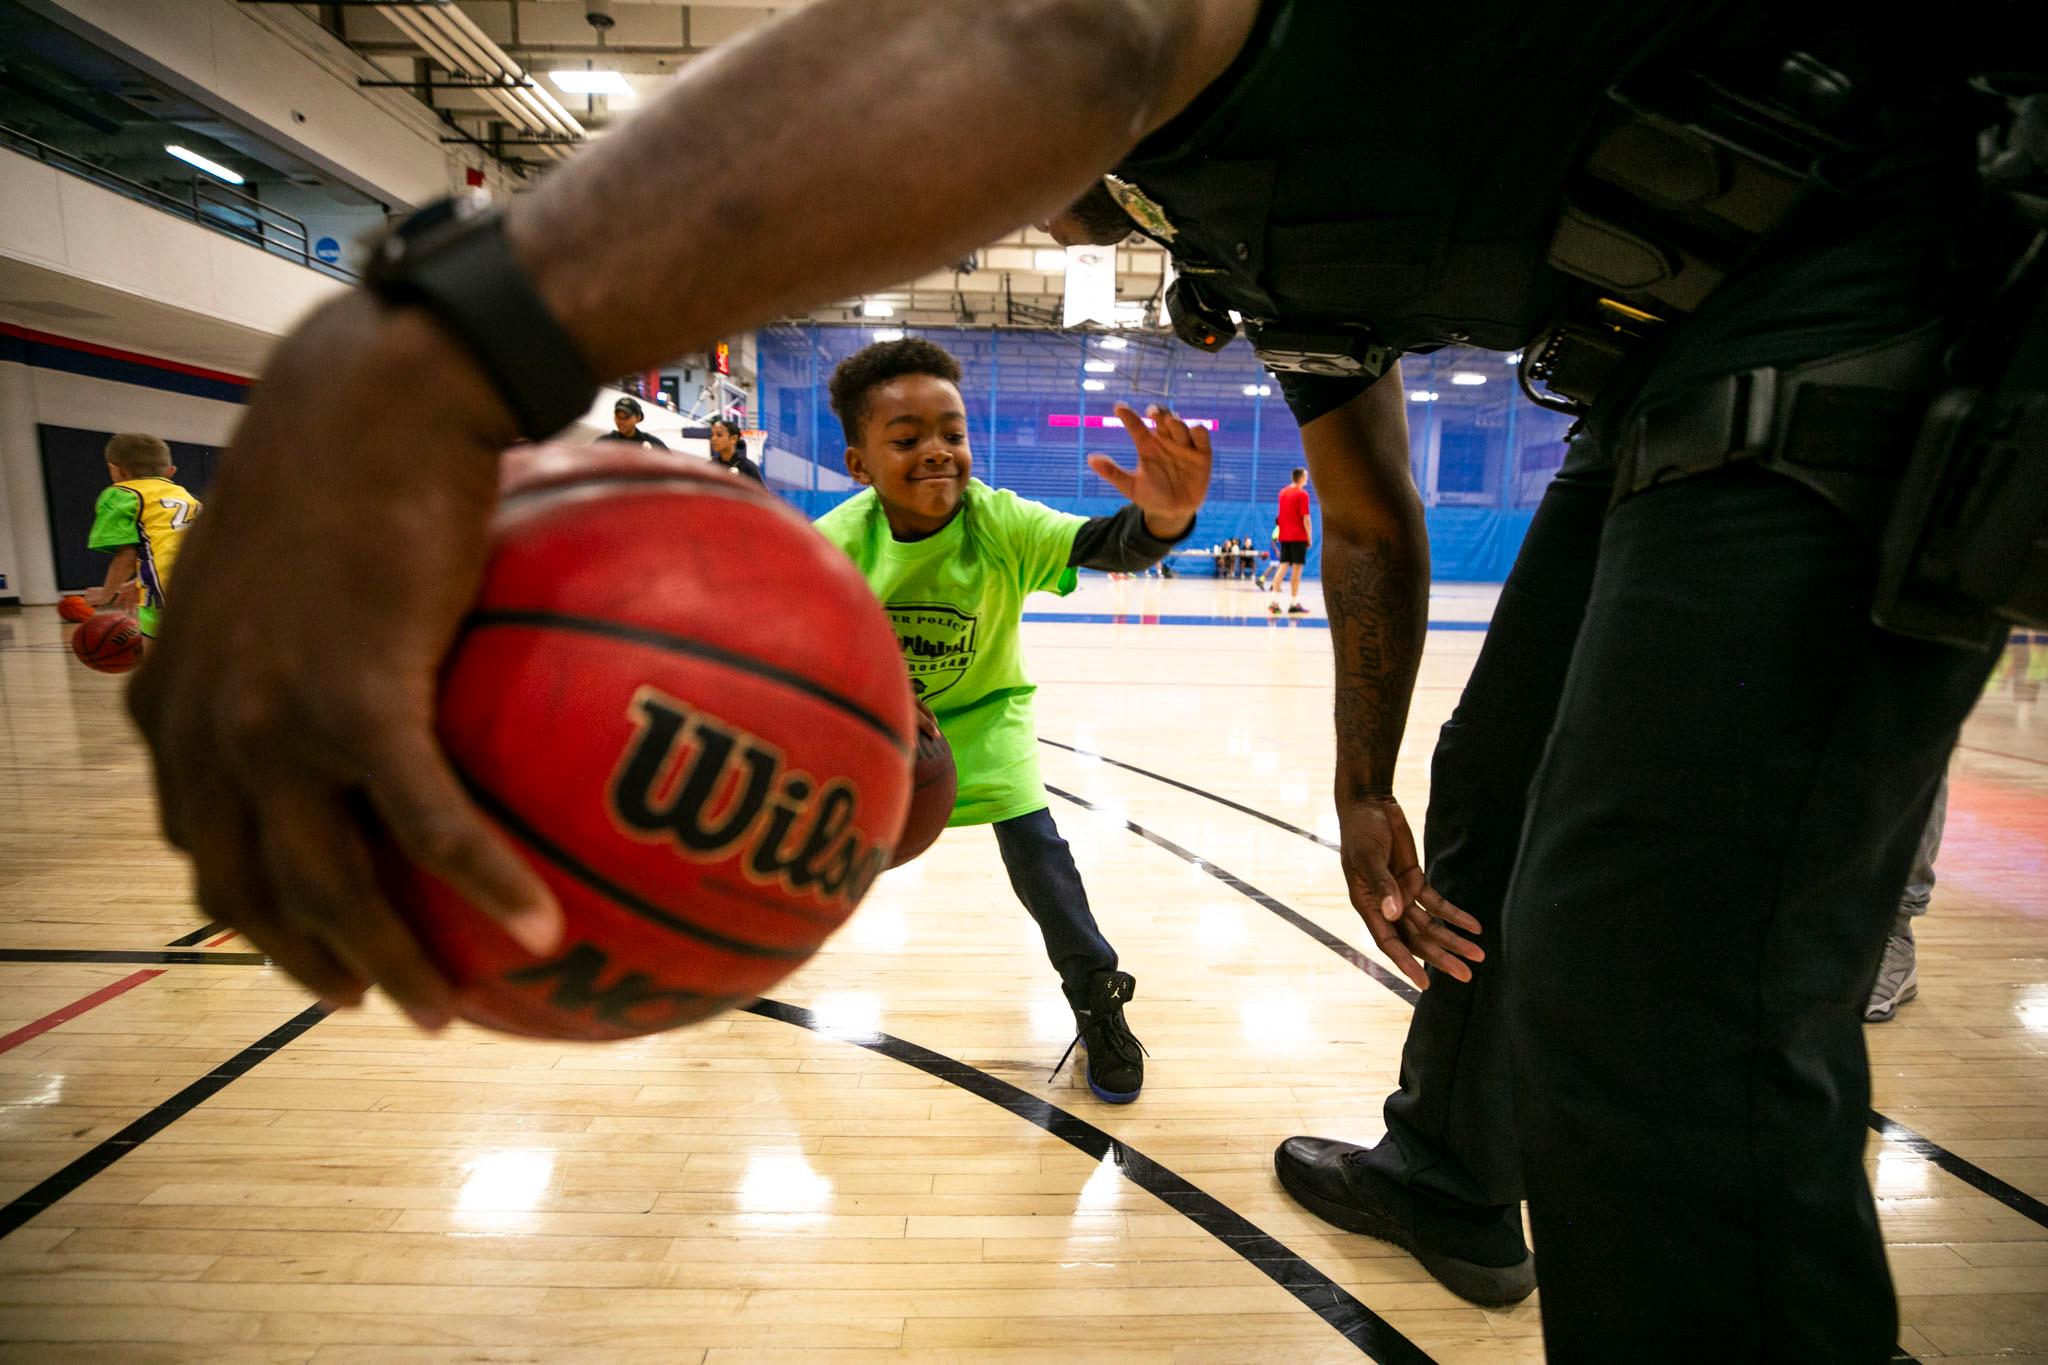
[1111,0,1758,355]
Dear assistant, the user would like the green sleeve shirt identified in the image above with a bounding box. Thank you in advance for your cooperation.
[814,480,1085,826]
[87,485,142,552]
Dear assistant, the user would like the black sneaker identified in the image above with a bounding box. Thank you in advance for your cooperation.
[1287,602,1308,615]
[1054,970,1146,1103]
[1274,1136,1535,1306]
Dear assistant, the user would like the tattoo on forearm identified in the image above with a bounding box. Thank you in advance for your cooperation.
[1328,533,1425,798]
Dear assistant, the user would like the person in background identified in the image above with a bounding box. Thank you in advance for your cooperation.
[1269,468,1311,614]
[1255,522,1282,592]
[1867,774,1948,1022]
[708,415,766,484]
[83,433,202,640]
[598,396,669,448]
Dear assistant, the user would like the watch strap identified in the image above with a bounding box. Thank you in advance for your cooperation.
[372,207,599,442]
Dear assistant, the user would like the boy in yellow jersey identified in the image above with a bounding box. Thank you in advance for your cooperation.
[83,433,202,639]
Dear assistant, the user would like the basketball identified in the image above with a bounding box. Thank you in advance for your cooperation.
[889,724,956,868]
[57,595,94,623]
[390,442,916,1041]
[70,611,144,673]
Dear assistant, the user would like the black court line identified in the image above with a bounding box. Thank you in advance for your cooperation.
[746,997,1433,1365]
[1043,738,1339,849]
[164,921,225,947]
[1869,1113,2048,1227]
[1044,783,1420,1006]
[0,1002,330,1241]
[464,609,909,753]
[0,949,268,966]
[1046,741,2048,1238]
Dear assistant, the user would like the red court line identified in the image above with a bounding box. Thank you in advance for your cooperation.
[203,930,237,948]
[0,970,164,1056]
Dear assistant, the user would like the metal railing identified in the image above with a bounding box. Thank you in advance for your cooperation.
[0,123,359,284]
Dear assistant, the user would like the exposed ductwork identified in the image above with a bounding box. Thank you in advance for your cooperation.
[374,2,584,160]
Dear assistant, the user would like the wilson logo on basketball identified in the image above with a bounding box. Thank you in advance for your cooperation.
[609,686,889,911]
[504,942,741,1032]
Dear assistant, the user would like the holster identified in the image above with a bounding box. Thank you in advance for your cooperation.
[1611,310,2048,652]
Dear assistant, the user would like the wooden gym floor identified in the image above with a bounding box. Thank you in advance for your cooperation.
[1,576,2044,1363]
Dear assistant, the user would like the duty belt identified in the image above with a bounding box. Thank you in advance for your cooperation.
[1612,323,1952,539]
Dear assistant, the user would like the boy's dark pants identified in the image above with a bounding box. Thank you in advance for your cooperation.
[992,806,1116,1007]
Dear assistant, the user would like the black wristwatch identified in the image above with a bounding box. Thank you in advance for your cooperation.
[363,195,599,442]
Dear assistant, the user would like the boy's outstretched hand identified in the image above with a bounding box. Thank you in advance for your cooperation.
[1090,403,1212,539]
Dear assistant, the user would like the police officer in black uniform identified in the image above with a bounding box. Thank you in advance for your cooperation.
[1041,6,2035,1358]
[132,1,2045,1358]
[708,414,766,484]
[597,395,669,448]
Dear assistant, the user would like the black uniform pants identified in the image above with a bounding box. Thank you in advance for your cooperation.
[1368,463,1996,1359]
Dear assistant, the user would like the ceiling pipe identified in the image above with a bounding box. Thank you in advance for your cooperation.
[375,2,583,158]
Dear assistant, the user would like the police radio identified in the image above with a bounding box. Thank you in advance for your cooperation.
[1164,275,1235,352]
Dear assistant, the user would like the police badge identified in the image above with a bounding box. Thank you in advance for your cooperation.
[1105,175,1177,242]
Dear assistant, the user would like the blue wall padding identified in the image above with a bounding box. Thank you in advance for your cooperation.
[779,490,1535,583]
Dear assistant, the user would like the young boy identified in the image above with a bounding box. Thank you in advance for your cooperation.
[84,433,202,639]
[814,338,1210,1102]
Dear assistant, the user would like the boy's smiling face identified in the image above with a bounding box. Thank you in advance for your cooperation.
[845,374,974,538]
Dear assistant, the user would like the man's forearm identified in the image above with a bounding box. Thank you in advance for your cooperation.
[1326,527,1428,799]
[1298,371,1429,802]
[510,0,1255,378]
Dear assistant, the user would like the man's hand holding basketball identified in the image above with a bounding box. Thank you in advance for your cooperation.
[117,0,1268,1025]
[1089,403,1212,539]
[126,295,562,1028]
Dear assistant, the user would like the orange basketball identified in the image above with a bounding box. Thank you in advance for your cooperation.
[889,726,956,869]
[57,595,94,624]
[392,442,915,1040]
[70,612,143,673]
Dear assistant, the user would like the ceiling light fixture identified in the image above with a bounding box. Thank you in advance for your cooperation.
[1450,372,1487,386]
[165,144,243,185]
[860,299,895,318]
[1084,360,1115,373]
[549,69,631,96]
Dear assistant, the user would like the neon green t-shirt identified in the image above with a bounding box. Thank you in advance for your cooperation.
[814,480,1084,826]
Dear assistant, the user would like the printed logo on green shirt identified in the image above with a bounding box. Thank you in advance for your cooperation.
[889,603,979,702]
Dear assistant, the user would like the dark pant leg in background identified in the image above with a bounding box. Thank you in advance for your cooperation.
[1506,467,1998,1361]
[1361,473,1610,1215]
[992,806,1118,1007]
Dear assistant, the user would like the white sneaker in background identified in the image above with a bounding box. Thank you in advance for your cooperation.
[1865,927,1918,1023]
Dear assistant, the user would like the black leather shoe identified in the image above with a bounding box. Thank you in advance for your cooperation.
[1274,1136,1536,1306]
